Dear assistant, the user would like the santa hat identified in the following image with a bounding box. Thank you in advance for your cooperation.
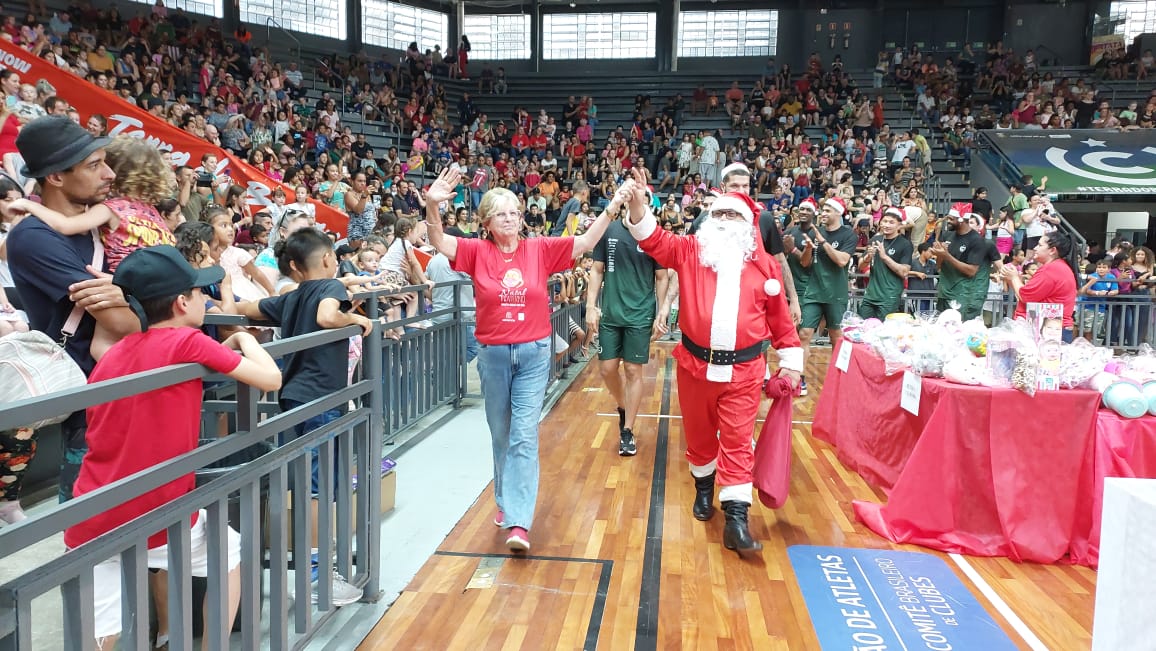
[709,191,760,223]
[948,202,973,219]
[797,197,819,213]
[720,162,751,180]
[824,197,847,217]
[883,206,905,222]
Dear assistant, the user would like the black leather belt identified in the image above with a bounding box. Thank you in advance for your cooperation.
[681,335,764,366]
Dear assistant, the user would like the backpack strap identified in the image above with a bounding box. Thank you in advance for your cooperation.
[61,229,105,341]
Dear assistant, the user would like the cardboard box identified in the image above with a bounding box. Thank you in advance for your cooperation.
[1028,303,1063,391]
[277,459,397,546]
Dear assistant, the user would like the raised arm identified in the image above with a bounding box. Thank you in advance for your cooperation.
[423,166,460,261]
[573,170,636,257]
[11,199,115,236]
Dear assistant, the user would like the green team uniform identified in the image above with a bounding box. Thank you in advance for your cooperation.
[858,234,914,320]
[593,220,662,364]
[784,225,812,301]
[802,224,858,330]
[935,228,990,321]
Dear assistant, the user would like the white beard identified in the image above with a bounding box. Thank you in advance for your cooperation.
[697,218,756,273]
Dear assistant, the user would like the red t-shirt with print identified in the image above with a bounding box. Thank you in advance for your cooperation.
[65,327,242,549]
[451,236,573,345]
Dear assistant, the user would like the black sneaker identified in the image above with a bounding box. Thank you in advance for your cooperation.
[616,407,626,431]
[619,428,637,456]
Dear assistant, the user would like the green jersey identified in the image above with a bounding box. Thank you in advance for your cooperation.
[784,225,812,298]
[592,220,662,326]
[936,228,989,309]
[803,225,858,304]
[863,234,913,306]
[1006,193,1029,229]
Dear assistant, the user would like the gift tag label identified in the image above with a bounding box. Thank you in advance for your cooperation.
[835,340,853,372]
[901,371,921,416]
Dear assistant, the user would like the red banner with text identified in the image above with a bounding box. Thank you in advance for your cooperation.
[0,39,348,236]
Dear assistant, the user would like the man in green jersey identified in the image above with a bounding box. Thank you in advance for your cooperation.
[857,207,913,319]
[587,208,670,456]
[933,203,991,321]
[798,197,858,382]
[780,197,819,394]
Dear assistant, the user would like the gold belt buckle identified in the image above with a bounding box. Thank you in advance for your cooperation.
[708,348,715,364]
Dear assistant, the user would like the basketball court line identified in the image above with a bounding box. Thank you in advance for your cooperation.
[949,553,1050,651]
[596,412,813,425]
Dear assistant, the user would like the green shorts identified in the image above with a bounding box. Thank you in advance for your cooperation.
[857,300,901,321]
[802,299,849,331]
[599,324,652,365]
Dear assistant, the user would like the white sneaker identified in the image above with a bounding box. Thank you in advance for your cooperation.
[312,569,363,607]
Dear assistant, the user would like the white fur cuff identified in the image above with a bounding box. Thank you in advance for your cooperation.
[626,209,659,241]
[776,347,804,373]
[718,483,753,504]
[690,460,718,478]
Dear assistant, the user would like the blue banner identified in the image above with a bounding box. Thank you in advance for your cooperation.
[788,546,1017,651]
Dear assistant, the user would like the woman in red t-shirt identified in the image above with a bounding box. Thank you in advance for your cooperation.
[422,166,628,553]
[1002,230,1078,340]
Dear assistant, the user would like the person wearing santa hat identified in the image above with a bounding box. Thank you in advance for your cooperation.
[689,162,801,326]
[781,197,819,395]
[798,196,858,378]
[857,207,913,320]
[932,203,994,321]
[621,168,802,558]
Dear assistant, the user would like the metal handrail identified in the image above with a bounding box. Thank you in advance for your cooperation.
[265,17,302,72]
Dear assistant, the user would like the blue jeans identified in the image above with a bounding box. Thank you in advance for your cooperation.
[464,324,479,364]
[476,336,552,530]
[279,399,344,498]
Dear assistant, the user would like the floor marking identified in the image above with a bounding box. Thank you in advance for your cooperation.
[596,412,813,426]
[949,553,1050,651]
[852,556,909,651]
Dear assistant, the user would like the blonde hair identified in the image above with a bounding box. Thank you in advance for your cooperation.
[476,188,521,241]
[105,136,176,204]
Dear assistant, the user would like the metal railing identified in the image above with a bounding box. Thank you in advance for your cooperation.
[265,18,301,72]
[0,280,501,650]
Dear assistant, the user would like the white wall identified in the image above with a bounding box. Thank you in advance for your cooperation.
[1106,211,1151,233]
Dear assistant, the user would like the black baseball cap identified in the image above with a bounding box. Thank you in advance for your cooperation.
[17,116,110,178]
[114,245,224,303]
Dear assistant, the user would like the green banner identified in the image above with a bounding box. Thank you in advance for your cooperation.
[986,130,1156,195]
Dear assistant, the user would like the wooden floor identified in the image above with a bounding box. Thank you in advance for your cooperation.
[359,346,1096,650]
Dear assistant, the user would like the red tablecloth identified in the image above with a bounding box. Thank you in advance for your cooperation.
[813,344,1156,567]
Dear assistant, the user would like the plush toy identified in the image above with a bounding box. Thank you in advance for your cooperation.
[936,309,962,326]
[944,355,985,385]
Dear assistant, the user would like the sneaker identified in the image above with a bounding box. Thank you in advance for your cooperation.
[619,429,637,456]
[494,510,505,527]
[0,501,27,525]
[312,569,363,607]
[799,378,809,397]
[506,527,530,552]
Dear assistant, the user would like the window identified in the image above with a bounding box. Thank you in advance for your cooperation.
[363,0,448,52]
[463,14,531,60]
[128,0,221,18]
[239,0,345,40]
[677,10,779,58]
[1111,1,1156,44]
[542,12,656,60]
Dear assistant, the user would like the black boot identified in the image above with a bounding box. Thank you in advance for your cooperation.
[721,500,763,558]
[692,472,715,521]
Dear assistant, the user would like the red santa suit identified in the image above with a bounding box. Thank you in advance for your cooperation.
[626,193,803,505]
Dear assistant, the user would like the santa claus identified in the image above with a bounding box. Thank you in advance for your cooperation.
[622,175,803,557]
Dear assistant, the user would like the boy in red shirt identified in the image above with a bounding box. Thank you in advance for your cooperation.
[65,245,282,648]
